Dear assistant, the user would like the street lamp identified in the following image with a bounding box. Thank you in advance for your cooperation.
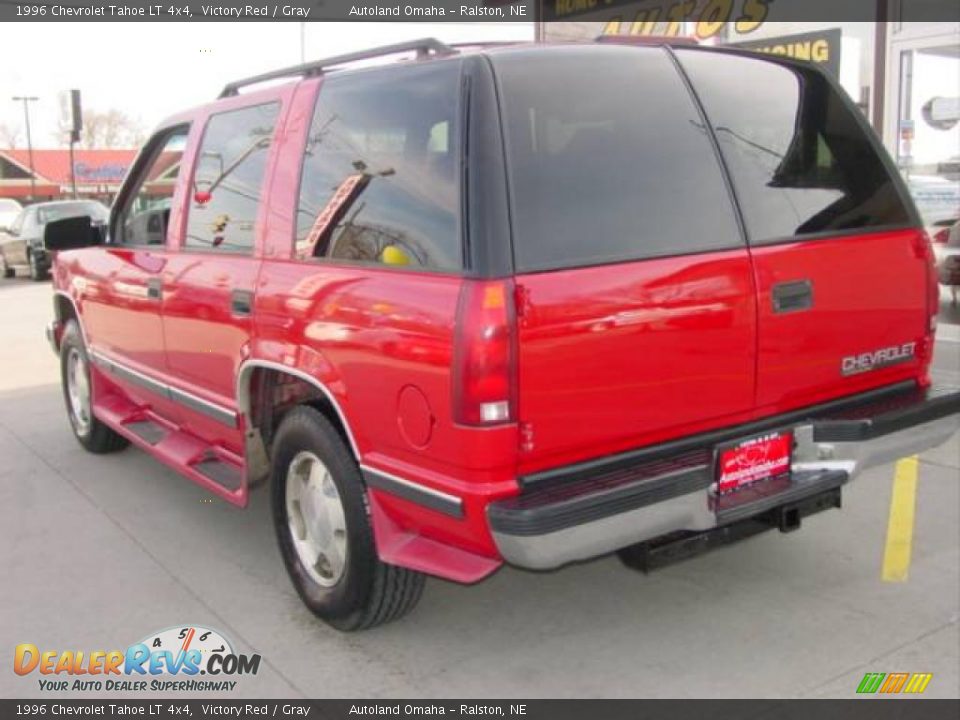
[12,96,38,200]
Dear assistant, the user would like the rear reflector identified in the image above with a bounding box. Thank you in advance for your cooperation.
[452,280,518,426]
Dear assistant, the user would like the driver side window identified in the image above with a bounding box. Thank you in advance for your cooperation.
[117,128,188,246]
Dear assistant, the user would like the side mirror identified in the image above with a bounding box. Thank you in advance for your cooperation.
[44,216,104,252]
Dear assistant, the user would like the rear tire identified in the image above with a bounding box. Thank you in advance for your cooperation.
[271,406,425,631]
[28,251,46,282]
[60,320,129,454]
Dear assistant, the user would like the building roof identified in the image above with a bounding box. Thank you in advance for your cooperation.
[1,149,137,186]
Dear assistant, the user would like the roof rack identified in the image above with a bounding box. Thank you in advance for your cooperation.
[594,34,699,47]
[218,37,457,98]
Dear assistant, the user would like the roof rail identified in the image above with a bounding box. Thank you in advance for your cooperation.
[218,37,457,98]
[594,34,699,47]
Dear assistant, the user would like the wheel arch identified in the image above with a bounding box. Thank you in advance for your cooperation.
[236,360,361,471]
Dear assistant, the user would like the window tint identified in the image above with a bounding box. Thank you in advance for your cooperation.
[118,129,187,246]
[492,46,742,273]
[676,50,913,243]
[185,103,279,253]
[295,61,462,271]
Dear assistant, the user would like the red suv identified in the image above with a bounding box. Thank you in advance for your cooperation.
[44,39,960,630]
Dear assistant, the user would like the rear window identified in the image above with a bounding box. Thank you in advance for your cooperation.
[676,49,914,243]
[491,46,743,273]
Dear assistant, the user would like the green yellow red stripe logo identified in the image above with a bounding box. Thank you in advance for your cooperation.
[857,672,932,694]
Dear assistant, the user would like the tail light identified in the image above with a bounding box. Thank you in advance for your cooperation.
[452,279,518,426]
[932,226,950,244]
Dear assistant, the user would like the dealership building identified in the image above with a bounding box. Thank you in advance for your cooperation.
[538,2,960,222]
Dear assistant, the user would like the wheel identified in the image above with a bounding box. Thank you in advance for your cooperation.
[28,251,47,282]
[271,406,425,631]
[0,253,13,279]
[60,321,129,454]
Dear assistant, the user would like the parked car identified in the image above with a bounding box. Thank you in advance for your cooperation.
[1,200,108,280]
[0,198,22,232]
[934,220,960,304]
[43,39,960,631]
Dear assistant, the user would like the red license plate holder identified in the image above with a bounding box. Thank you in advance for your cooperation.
[715,430,793,495]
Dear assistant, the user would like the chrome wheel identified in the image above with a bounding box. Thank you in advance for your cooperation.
[66,347,92,435]
[285,451,348,587]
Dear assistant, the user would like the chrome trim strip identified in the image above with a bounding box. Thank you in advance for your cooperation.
[361,465,464,518]
[169,387,239,428]
[90,350,238,429]
[235,360,361,458]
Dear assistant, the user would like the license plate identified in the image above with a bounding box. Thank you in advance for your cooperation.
[715,430,793,495]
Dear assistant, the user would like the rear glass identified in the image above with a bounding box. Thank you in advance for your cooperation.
[676,49,913,243]
[491,46,743,273]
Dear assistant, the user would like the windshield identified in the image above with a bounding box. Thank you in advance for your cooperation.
[37,202,108,225]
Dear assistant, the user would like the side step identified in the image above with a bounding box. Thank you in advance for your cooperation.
[93,392,247,507]
[192,456,243,492]
[125,420,168,446]
[617,486,842,573]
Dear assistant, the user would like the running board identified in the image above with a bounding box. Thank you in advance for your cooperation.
[93,392,248,507]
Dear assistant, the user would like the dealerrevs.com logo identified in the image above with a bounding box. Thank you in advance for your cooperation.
[14,625,261,693]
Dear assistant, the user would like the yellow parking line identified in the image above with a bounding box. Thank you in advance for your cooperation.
[882,455,919,582]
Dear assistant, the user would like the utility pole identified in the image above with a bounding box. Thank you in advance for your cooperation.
[12,96,38,200]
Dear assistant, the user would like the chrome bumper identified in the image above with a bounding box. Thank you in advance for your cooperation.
[490,386,960,571]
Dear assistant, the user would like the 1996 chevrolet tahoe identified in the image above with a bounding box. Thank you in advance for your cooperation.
[43,38,960,630]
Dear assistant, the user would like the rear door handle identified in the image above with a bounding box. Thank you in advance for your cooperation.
[146,277,162,301]
[231,289,254,317]
[772,280,813,314]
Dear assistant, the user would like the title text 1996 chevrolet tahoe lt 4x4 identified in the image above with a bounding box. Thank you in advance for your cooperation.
[43,38,960,630]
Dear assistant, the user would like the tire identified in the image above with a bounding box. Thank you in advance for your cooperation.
[60,320,129,454]
[28,251,47,282]
[271,406,425,631]
[0,254,13,279]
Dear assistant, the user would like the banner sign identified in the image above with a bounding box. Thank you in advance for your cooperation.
[730,27,843,76]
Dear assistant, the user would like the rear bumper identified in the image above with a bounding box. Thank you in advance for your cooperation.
[488,382,960,570]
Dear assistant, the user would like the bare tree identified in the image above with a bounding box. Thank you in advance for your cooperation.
[54,107,145,148]
[0,122,21,149]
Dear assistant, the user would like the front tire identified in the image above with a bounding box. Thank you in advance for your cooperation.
[271,406,425,631]
[0,254,13,279]
[60,320,129,454]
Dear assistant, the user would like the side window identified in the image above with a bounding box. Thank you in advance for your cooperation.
[185,103,280,254]
[491,46,743,272]
[117,129,187,246]
[295,60,462,271]
[676,50,913,243]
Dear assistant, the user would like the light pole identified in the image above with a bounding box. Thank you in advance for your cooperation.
[12,96,38,200]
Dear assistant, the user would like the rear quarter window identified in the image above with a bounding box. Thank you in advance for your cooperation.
[675,49,914,243]
[491,46,743,273]
[295,60,463,272]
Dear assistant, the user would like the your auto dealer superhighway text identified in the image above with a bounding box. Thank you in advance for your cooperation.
[40,5,312,17]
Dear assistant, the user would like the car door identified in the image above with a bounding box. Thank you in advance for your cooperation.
[78,126,190,420]
[2,209,29,265]
[160,97,284,453]
[676,49,929,412]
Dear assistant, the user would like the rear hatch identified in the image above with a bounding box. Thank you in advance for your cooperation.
[489,45,931,474]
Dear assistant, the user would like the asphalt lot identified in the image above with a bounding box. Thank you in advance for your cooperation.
[0,276,957,700]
